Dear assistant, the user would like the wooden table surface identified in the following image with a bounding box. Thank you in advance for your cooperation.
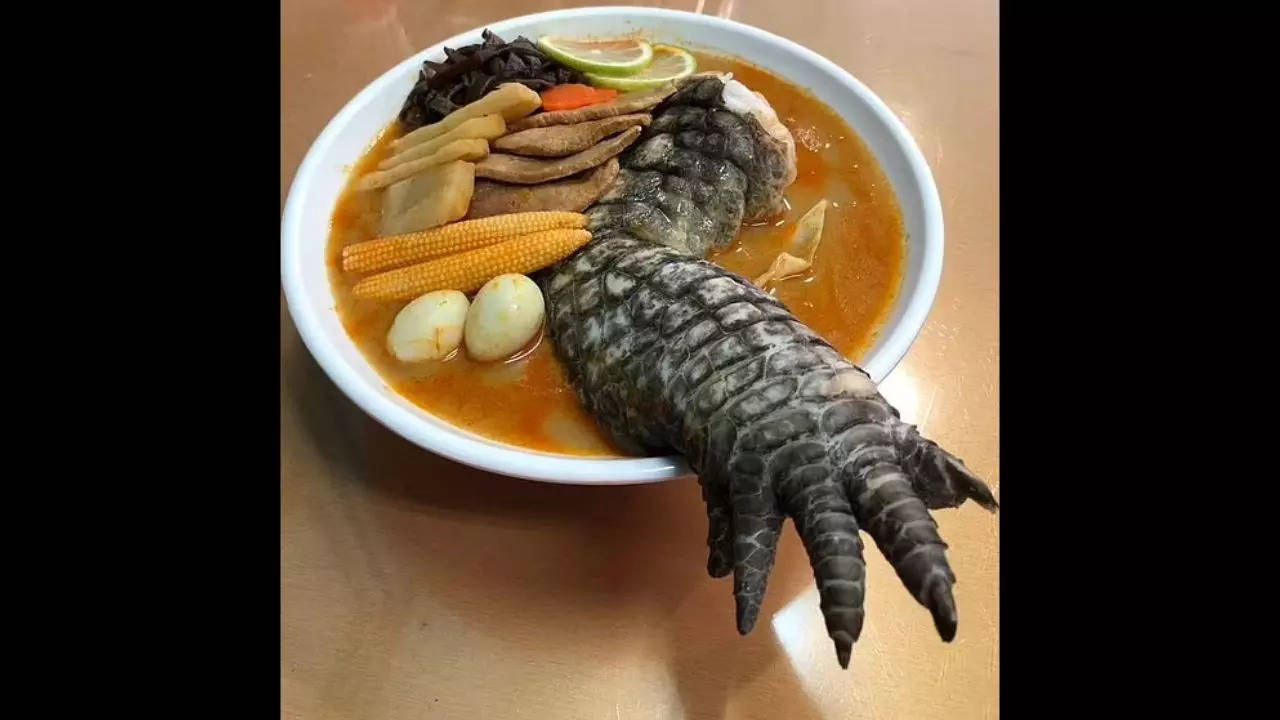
[281,1,999,717]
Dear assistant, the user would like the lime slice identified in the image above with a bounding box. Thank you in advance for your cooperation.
[537,36,654,76]
[583,45,697,91]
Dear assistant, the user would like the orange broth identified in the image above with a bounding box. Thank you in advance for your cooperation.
[326,52,904,457]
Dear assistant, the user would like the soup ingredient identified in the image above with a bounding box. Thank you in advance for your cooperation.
[464,274,546,362]
[399,29,582,131]
[754,199,829,287]
[754,253,808,289]
[354,228,591,301]
[720,78,798,189]
[543,76,997,669]
[357,138,489,191]
[331,52,913,459]
[648,78,794,222]
[536,36,653,76]
[585,76,798,255]
[393,83,542,154]
[379,114,506,171]
[380,160,475,237]
[507,85,676,131]
[584,45,697,91]
[344,211,588,274]
[476,125,642,183]
[385,290,470,362]
[493,113,650,157]
[466,159,620,219]
[538,84,620,112]
[545,235,998,669]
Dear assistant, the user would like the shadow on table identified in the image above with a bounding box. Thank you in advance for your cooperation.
[284,322,827,719]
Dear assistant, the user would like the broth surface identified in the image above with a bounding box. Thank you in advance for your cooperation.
[326,52,904,457]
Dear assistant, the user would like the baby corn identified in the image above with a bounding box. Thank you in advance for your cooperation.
[352,228,591,301]
[342,211,587,274]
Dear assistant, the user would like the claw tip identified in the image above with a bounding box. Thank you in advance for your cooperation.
[832,632,853,669]
[928,583,958,641]
[976,490,999,513]
[735,597,760,635]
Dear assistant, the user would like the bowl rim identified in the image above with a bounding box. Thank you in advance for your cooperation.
[281,6,943,485]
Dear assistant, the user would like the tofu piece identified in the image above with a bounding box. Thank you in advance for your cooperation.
[379,160,475,236]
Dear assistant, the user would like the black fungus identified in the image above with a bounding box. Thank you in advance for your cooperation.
[398,29,584,131]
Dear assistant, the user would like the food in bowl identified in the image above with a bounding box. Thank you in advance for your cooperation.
[322,28,997,668]
[331,45,907,457]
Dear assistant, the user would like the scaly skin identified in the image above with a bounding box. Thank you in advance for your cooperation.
[540,78,997,667]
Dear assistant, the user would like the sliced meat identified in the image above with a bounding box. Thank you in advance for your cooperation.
[492,113,651,157]
[506,85,676,131]
[466,158,620,219]
[475,125,641,184]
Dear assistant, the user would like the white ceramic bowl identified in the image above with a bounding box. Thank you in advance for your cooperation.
[281,7,944,485]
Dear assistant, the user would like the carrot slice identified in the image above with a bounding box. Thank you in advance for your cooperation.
[539,84,619,112]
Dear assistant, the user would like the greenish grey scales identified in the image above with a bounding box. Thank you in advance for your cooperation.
[541,76,998,669]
